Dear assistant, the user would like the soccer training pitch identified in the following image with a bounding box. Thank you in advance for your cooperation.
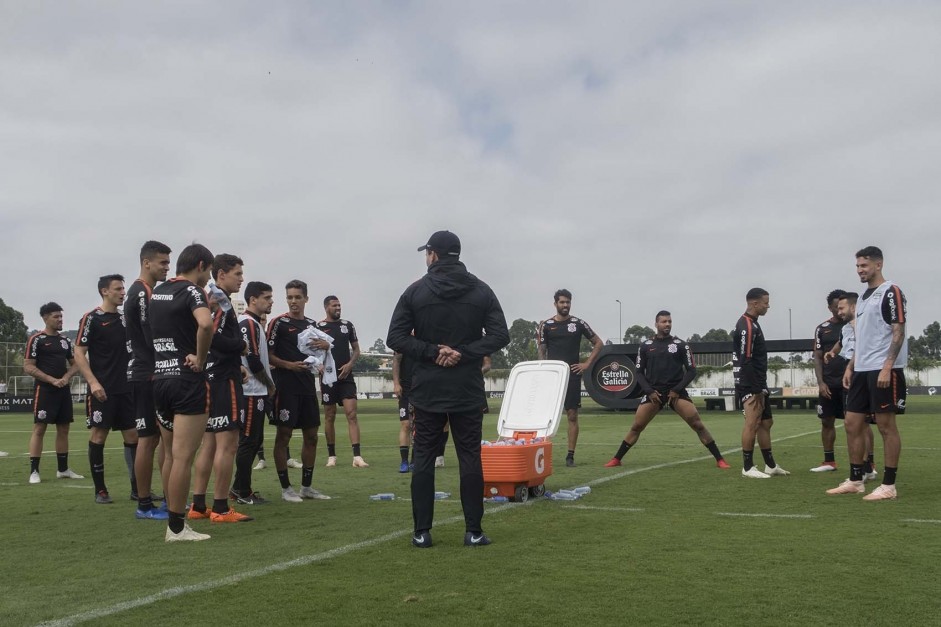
[1,397,939,626]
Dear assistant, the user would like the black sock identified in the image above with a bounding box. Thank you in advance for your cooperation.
[327,443,337,457]
[743,450,754,470]
[88,442,106,492]
[56,452,68,473]
[212,498,228,515]
[760,448,776,468]
[566,450,575,459]
[883,466,897,486]
[615,440,631,460]
[257,450,266,461]
[138,495,154,512]
[124,442,138,493]
[286,447,292,459]
[867,452,875,468]
[302,466,313,488]
[277,470,291,489]
[399,446,409,462]
[438,431,450,457]
[192,493,207,512]
[823,450,835,463]
[352,443,361,457]
[168,511,185,534]
[850,463,864,482]
[864,458,874,473]
[30,456,40,473]
[705,440,722,461]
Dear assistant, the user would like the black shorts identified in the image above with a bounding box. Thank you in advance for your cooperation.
[207,378,244,433]
[737,389,773,420]
[640,389,692,409]
[154,378,210,430]
[846,369,906,415]
[33,386,73,425]
[131,380,160,437]
[85,393,135,431]
[564,375,582,411]
[397,384,412,422]
[242,395,268,437]
[271,392,320,430]
[321,379,357,405]
[816,386,845,420]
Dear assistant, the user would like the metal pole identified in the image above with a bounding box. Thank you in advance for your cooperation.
[616,299,622,343]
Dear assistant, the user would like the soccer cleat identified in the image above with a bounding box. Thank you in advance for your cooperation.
[29,471,41,484]
[352,456,369,468]
[764,465,790,476]
[399,461,410,473]
[434,456,445,468]
[157,500,169,512]
[253,459,267,470]
[464,532,492,547]
[210,508,255,523]
[136,507,170,520]
[281,487,303,503]
[826,479,865,495]
[56,469,85,479]
[742,466,771,479]
[862,484,897,501]
[411,530,433,548]
[565,457,575,468]
[165,523,211,542]
[299,486,331,500]
[235,491,269,505]
[324,456,337,468]
[603,458,622,468]
[186,506,211,520]
[716,459,731,469]
[287,458,303,469]
[810,462,838,472]
[863,469,879,483]
[95,490,113,504]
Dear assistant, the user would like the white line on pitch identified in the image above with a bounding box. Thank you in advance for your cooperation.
[562,505,645,513]
[716,512,813,519]
[61,484,93,490]
[901,519,941,524]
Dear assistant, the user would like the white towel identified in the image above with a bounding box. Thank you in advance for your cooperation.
[298,328,338,386]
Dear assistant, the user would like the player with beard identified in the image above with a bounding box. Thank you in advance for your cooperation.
[810,289,847,472]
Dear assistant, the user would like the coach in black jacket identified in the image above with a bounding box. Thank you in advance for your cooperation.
[387,230,509,548]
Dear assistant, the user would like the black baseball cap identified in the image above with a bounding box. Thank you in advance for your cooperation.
[417,230,461,257]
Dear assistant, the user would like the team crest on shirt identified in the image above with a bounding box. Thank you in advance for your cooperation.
[340,325,348,334]
[92,410,103,424]
[567,323,576,333]
[37,410,47,420]
[60,339,69,350]
[668,344,677,353]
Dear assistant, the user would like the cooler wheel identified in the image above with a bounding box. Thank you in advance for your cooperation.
[514,485,529,503]
[529,484,546,498]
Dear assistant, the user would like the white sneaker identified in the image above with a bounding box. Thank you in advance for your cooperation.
[29,471,41,484]
[299,486,331,500]
[862,483,897,501]
[826,479,865,495]
[253,459,266,470]
[352,456,369,468]
[809,463,837,472]
[742,466,771,479]
[0,451,9,457]
[863,469,879,483]
[281,487,303,503]
[325,456,337,468]
[165,523,211,543]
[287,458,303,469]
[764,465,790,476]
[434,456,445,468]
[56,468,85,479]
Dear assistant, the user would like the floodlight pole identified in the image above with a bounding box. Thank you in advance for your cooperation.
[616,299,622,343]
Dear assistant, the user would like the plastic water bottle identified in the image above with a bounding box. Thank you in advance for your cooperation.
[484,496,509,503]
[481,440,491,446]
[573,486,592,495]
[434,491,450,500]
[557,490,580,499]
[207,282,232,312]
[369,493,395,501]
[547,491,577,501]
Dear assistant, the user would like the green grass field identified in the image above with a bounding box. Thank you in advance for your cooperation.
[2,398,939,626]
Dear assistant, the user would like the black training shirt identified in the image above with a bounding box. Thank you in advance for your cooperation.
[634,335,697,394]
[814,317,847,387]
[25,332,73,389]
[732,313,767,392]
[317,319,358,381]
[537,317,596,365]
[207,306,245,382]
[267,313,318,395]
[77,308,130,394]
[150,278,209,382]
[125,279,155,382]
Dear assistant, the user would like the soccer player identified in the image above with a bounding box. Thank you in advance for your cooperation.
[827,246,907,500]
[810,289,848,472]
[387,230,510,548]
[24,302,84,483]
[231,281,276,504]
[392,350,413,473]
[126,240,171,519]
[318,296,367,468]
[267,280,332,502]
[150,243,215,542]
[187,254,253,523]
[74,274,138,503]
[604,311,730,469]
[537,289,603,467]
[734,288,789,479]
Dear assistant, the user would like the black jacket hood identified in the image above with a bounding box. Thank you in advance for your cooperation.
[423,259,479,300]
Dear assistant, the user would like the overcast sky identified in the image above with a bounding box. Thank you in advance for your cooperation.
[2,1,939,348]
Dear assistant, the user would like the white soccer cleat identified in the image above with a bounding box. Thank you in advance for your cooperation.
[826,479,865,495]
[324,456,337,468]
[352,456,369,468]
[742,467,771,479]
[281,487,303,503]
[286,458,303,469]
[862,483,897,501]
[434,456,445,468]
[299,486,331,500]
[165,523,211,543]
[809,462,837,473]
[764,465,790,477]
[56,468,85,479]
[863,469,879,483]
[29,471,41,484]
[253,459,266,470]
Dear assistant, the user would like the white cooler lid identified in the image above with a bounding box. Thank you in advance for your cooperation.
[496,360,570,438]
